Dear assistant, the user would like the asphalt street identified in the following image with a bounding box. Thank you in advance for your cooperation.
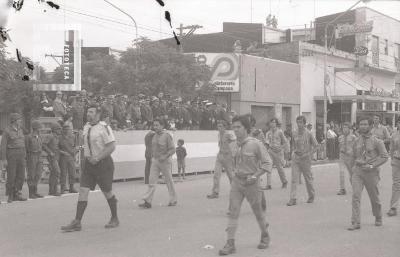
[1,162,399,257]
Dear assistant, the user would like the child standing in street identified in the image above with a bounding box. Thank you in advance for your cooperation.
[176,139,187,180]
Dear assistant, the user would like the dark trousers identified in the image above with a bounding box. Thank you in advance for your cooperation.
[60,155,76,189]
[48,155,61,194]
[27,153,43,186]
[6,148,26,195]
[144,157,152,184]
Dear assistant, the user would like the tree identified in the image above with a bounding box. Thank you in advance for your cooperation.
[0,43,33,114]
[119,37,213,99]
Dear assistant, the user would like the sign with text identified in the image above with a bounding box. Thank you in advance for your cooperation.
[33,27,81,91]
[192,53,240,92]
[337,21,373,37]
[354,46,368,56]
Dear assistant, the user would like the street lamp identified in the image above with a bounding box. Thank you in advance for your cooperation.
[323,0,371,137]
[103,0,138,72]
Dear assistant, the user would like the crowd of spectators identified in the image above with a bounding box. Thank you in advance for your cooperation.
[32,90,235,131]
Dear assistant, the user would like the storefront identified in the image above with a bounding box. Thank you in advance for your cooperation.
[315,92,400,127]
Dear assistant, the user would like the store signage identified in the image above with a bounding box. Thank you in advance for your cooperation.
[364,101,383,111]
[193,53,240,92]
[369,86,400,98]
[354,46,368,56]
[337,21,373,37]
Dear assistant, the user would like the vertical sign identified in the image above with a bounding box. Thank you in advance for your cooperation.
[63,30,74,84]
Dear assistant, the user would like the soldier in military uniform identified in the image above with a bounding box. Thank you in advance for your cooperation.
[388,117,400,217]
[219,115,272,256]
[61,104,119,232]
[59,124,78,193]
[25,120,44,199]
[337,122,356,195]
[348,117,388,230]
[139,118,177,208]
[207,120,235,199]
[0,113,27,202]
[287,116,318,206]
[43,123,62,196]
[265,118,289,189]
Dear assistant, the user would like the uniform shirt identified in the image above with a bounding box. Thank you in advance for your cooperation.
[352,132,388,168]
[0,125,26,160]
[338,133,357,157]
[83,121,115,158]
[53,98,66,117]
[176,146,187,160]
[390,130,400,159]
[265,128,288,153]
[59,134,75,156]
[151,130,175,160]
[234,137,272,177]
[250,128,266,144]
[292,129,318,161]
[25,133,43,154]
[371,124,390,142]
[218,130,236,156]
[43,134,60,158]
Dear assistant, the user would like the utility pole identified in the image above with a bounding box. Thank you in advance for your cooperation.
[175,24,203,52]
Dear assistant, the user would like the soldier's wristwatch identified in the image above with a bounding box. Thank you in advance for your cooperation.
[369,164,373,169]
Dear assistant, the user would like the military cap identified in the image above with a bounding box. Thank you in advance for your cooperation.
[31,120,42,130]
[10,113,22,122]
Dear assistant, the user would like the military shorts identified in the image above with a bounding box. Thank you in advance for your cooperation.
[80,156,114,192]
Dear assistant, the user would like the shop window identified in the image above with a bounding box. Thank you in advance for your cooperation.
[387,102,392,111]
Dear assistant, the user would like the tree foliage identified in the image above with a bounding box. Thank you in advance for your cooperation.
[0,44,34,113]
[51,38,214,99]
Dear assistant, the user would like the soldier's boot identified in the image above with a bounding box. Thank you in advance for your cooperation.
[14,191,27,201]
[69,184,78,193]
[347,223,361,231]
[61,219,82,232]
[105,217,120,229]
[34,186,44,198]
[207,192,219,199]
[387,208,397,217]
[28,186,37,199]
[219,239,236,256]
[337,189,346,195]
[60,185,67,194]
[7,192,13,203]
[257,230,271,249]
[286,199,297,206]
[375,216,383,226]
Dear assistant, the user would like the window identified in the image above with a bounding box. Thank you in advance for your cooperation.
[384,39,388,55]
[371,36,379,66]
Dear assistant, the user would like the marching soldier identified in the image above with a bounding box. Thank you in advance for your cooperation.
[25,120,44,199]
[348,117,388,231]
[59,124,78,193]
[387,117,400,217]
[337,122,356,195]
[207,120,235,199]
[287,116,318,206]
[43,123,62,196]
[219,115,272,256]
[265,118,289,189]
[0,113,27,202]
[139,118,177,208]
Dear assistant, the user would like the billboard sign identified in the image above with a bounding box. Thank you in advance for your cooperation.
[33,27,81,91]
[337,21,373,37]
[354,46,368,56]
[193,53,240,92]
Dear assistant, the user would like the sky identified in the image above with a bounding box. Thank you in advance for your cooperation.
[1,0,400,71]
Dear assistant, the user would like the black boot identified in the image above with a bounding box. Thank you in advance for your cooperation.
[7,192,13,203]
[14,191,27,201]
[29,186,37,199]
[69,184,78,193]
[34,186,44,198]
[219,239,236,256]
